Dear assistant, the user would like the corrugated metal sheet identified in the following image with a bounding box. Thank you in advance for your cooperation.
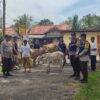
[28,35,45,38]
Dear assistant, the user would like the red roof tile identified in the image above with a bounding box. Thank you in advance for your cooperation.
[5,28,16,36]
[28,24,71,35]
[0,28,16,36]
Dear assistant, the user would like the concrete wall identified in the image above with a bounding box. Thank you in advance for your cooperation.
[63,32,100,46]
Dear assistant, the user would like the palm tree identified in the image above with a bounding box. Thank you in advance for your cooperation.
[72,15,79,30]
[12,14,32,29]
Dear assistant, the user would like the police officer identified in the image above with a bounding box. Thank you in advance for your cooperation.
[69,32,80,79]
[76,33,90,83]
[58,38,67,66]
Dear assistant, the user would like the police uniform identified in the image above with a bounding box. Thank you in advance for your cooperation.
[78,40,90,83]
[69,37,80,78]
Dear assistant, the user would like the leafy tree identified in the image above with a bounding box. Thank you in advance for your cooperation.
[80,14,93,29]
[63,15,80,30]
[0,17,2,29]
[64,14,100,30]
[72,15,80,30]
[0,33,3,43]
[38,19,54,25]
[11,14,32,32]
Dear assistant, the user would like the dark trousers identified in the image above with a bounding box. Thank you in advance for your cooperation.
[64,54,66,65]
[70,55,80,77]
[90,55,96,71]
[2,58,12,75]
[80,61,88,81]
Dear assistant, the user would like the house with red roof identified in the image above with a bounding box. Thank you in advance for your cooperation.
[27,24,71,44]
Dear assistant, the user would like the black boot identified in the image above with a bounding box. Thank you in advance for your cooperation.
[80,79,88,83]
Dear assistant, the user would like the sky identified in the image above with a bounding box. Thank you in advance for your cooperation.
[0,0,100,26]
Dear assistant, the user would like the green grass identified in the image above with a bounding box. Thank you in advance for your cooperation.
[75,71,100,100]
[0,66,2,74]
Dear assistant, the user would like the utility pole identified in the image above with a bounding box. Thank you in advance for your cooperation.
[3,0,5,36]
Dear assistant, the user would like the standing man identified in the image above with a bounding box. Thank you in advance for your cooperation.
[12,36,18,69]
[20,39,31,72]
[1,35,13,78]
[76,33,90,83]
[90,37,97,71]
[34,40,40,49]
[58,38,67,66]
[69,32,80,79]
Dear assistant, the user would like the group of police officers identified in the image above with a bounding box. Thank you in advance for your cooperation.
[68,32,91,83]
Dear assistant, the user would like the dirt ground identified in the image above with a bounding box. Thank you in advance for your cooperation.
[0,64,81,100]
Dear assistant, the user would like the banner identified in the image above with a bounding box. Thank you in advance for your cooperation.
[19,25,26,35]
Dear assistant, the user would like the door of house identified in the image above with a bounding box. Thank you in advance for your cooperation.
[97,35,100,45]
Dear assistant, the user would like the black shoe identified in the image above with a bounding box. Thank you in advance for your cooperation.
[80,79,88,83]
[3,74,7,78]
[75,76,80,80]
[69,74,76,78]
[6,73,13,76]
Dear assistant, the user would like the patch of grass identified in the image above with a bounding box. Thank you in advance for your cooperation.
[75,71,100,100]
[0,66,2,74]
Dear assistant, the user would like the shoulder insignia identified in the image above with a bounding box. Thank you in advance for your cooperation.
[85,42,90,49]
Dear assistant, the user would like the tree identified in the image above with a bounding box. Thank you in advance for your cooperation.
[38,19,54,25]
[80,14,93,29]
[11,14,32,31]
[80,14,100,30]
[0,32,3,43]
[72,15,80,30]
[0,17,2,29]
[63,15,80,30]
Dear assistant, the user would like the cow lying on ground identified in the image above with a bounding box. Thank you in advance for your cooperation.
[35,51,65,73]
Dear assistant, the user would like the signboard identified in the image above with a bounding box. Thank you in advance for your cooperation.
[19,25,26,35]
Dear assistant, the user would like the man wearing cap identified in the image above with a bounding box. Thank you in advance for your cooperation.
[69,32,80,79]
[76,33,90,83]
[1,35,13,78]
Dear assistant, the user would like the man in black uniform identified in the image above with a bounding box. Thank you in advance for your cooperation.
[58,38,67,66]
[69,32,80,79]
[76,33,90,83]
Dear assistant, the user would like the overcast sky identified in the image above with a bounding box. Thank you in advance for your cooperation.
[1,0,100,26]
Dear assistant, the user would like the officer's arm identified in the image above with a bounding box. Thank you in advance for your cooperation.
[1,42,4,57]
[91,48,97,51]
[75,47,79,55]
[58,43,61,50]
[79,42,89,57]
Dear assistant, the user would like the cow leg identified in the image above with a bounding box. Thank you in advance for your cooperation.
[33,59,36,67]
[47,62,50,73]
[59,60,64,72]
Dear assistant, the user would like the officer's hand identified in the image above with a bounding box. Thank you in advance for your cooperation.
[67,55,70,59]
[75,54,78,58]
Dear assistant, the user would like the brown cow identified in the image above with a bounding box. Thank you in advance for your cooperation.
[43,43,58,53]
[31,48,46,66]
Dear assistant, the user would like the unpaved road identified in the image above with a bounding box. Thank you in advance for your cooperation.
[0,64,80,100]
